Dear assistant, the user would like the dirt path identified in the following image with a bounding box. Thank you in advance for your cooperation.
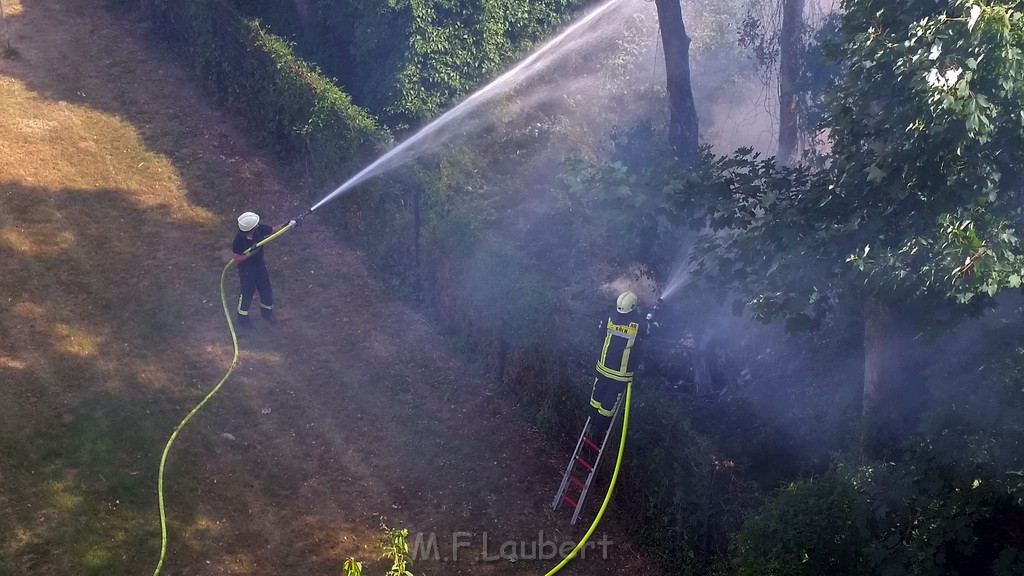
[0,1,661,575]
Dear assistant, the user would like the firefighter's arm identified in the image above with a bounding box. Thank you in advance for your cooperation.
[644,298,663,335]
[645,317,659,335]
[233,244,261,262]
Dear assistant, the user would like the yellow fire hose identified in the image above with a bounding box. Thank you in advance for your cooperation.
[152,222,294,576]
[151,216,629,576]
[542,381,632,576]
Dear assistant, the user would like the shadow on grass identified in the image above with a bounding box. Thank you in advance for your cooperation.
[0,0,306,222]
[0,4,668,576]
[0,180,256,575]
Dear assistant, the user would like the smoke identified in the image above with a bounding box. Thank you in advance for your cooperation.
[370,0,894,474]
[317,0,844,212]
[422,0,1024,476]
[687,0,842,155]
[326,0,828,206]
[603,265,662,306]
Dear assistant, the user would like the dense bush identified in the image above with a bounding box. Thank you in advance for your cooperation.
[126,0,386,190]
[226,0,586,125]
[733,473,870,576]
[733,329,1024,576]
[734,440,1024,576]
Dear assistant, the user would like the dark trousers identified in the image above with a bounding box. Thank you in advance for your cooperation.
[589,375,626,433]
[238,265,273,316]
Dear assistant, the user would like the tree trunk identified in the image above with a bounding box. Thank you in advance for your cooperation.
[862,296,895,459]
[498,337,509,383]
[291,0,312,25]
[778,0,804,165]
[1,0,12,52]
[654,0,699,166]
[413,186,423,302]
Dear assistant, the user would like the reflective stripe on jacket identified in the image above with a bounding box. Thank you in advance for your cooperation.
[595,317,639,382]
[590,396,617,417]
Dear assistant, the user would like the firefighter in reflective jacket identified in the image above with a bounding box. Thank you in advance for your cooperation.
[590,291,648,429]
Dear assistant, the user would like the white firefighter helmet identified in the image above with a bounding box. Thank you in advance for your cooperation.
[616,291,638,314]
[237,211,260,232]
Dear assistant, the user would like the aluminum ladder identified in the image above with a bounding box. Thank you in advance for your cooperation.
[551,397,622,525]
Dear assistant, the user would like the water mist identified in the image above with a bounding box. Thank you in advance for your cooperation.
[308,0,650,212]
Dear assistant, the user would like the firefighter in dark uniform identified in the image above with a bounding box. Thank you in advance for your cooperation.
[232,211,294,327]
[589,291,650,431]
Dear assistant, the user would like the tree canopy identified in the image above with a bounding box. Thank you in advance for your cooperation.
[692,0,1024,327]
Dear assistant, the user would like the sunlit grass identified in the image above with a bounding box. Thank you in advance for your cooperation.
[53,323,102,357]
[84,546,112,567]
[0,394,176,573]
[0,226,74,256]
[0,5,225,570]
[0,78,125,189]
[0,452,155,574]
[10,300,45,320]
[0,77,213,222]
[4,0,22,15]
[0,354,28,369]
[0,1,449,574]
[43,478,83,511]
[221,552,258,572]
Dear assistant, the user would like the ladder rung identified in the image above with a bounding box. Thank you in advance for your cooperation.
[583,436,600,451]
[569,475,585,489]
[561,493,578,508]
[575,456,593,471]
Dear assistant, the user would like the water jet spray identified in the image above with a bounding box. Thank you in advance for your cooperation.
[306,0,638,214]
[659,257,693,301]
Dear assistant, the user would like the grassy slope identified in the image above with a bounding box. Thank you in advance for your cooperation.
[0,1,661,575]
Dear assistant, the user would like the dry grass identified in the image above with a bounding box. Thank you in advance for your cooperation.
[0,2,319,573]
[0,1,664,575]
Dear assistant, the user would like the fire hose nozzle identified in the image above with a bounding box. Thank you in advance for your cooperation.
[290,209,314,227]
[646,297,664,322]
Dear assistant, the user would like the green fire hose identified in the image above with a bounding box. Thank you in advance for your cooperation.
[542,381,632,576]
[151,212,630,576]
[152,221,296,576]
